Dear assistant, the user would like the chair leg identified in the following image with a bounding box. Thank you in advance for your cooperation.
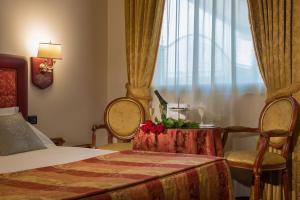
[254,174,262,200]
[108,132,113,144]
[282,169,289,200]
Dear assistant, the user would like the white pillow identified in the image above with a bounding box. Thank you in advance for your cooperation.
[26,123,56,148]
[0,107,19,116]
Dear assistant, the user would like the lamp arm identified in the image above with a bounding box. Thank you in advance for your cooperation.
[39,58,55,73]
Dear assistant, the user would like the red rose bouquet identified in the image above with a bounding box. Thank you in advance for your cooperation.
[140,120,165,134]
[155,124,165,133]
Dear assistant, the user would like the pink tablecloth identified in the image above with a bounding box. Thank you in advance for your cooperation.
[133,128,223,157]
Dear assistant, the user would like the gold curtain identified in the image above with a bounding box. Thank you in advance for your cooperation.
[248,0,300,199]
[124,0,165,119]
[247,0,294,101]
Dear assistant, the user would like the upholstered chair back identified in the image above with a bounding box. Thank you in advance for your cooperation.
[105,97,145,141]
[259,97,298,149]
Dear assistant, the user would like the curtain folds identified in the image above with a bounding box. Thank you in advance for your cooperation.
[124,0,165,118]
[247,0,294,102]
[247,0,299,199]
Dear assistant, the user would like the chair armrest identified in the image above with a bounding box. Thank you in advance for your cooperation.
[91,124,106,132]
[254,130,290,171]
[91,124,108,148]
[224,126,259,133]
[222,126,259,147]
[260,130,291,137]
[253,130,291,170]
[253,135,269,172]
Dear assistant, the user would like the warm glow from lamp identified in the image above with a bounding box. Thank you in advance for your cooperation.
[37,42,62,59]
[26,28,52,56]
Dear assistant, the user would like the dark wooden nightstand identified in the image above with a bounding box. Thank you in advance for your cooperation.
[50,137,66,146]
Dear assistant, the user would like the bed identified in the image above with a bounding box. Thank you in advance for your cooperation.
[0,54,234,200]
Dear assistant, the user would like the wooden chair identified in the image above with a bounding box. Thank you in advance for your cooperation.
[91,97,145,151]
[222,96,298,200]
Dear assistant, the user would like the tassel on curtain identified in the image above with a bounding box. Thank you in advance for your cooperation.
[124,0,165,119]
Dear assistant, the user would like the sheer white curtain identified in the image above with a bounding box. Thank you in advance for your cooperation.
[152,0,265,126]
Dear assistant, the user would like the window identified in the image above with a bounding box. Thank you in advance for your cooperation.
[152,0,265,125]
[153,0,263,93]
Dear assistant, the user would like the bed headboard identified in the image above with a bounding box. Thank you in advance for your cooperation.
[0,54,28,118]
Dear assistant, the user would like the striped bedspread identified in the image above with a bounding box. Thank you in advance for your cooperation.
[0,150,233,200]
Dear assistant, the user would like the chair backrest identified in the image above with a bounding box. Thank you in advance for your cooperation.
[104,97,145,141]
[259,96,298,150]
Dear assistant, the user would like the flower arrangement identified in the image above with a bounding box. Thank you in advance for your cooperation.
[140,116,199,134]
[140,120,165,134]
[155,115,199,129]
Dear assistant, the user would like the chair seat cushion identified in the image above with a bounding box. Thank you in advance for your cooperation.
[224,151,286,170]
[97,143,132,151]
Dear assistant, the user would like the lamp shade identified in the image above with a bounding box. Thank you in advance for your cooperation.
[37,42,62,59]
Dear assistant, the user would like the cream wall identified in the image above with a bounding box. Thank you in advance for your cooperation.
[91,0,127,145]
[107,0,127,102]
[0,0,108,146]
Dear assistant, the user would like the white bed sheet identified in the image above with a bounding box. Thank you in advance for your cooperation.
[0,146,115,174]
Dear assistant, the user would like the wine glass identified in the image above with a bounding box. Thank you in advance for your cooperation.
[197,106,205,125]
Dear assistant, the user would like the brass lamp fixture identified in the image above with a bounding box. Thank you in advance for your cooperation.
[31,41,62,89]
[37,42,62,73]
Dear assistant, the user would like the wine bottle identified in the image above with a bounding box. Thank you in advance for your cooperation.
[154,90,168,119]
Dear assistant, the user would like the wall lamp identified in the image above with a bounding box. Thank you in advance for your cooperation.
[31,42,62,89]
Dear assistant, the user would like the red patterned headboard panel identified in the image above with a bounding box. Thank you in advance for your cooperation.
[0,54,28,118]
[0,69,17,107]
